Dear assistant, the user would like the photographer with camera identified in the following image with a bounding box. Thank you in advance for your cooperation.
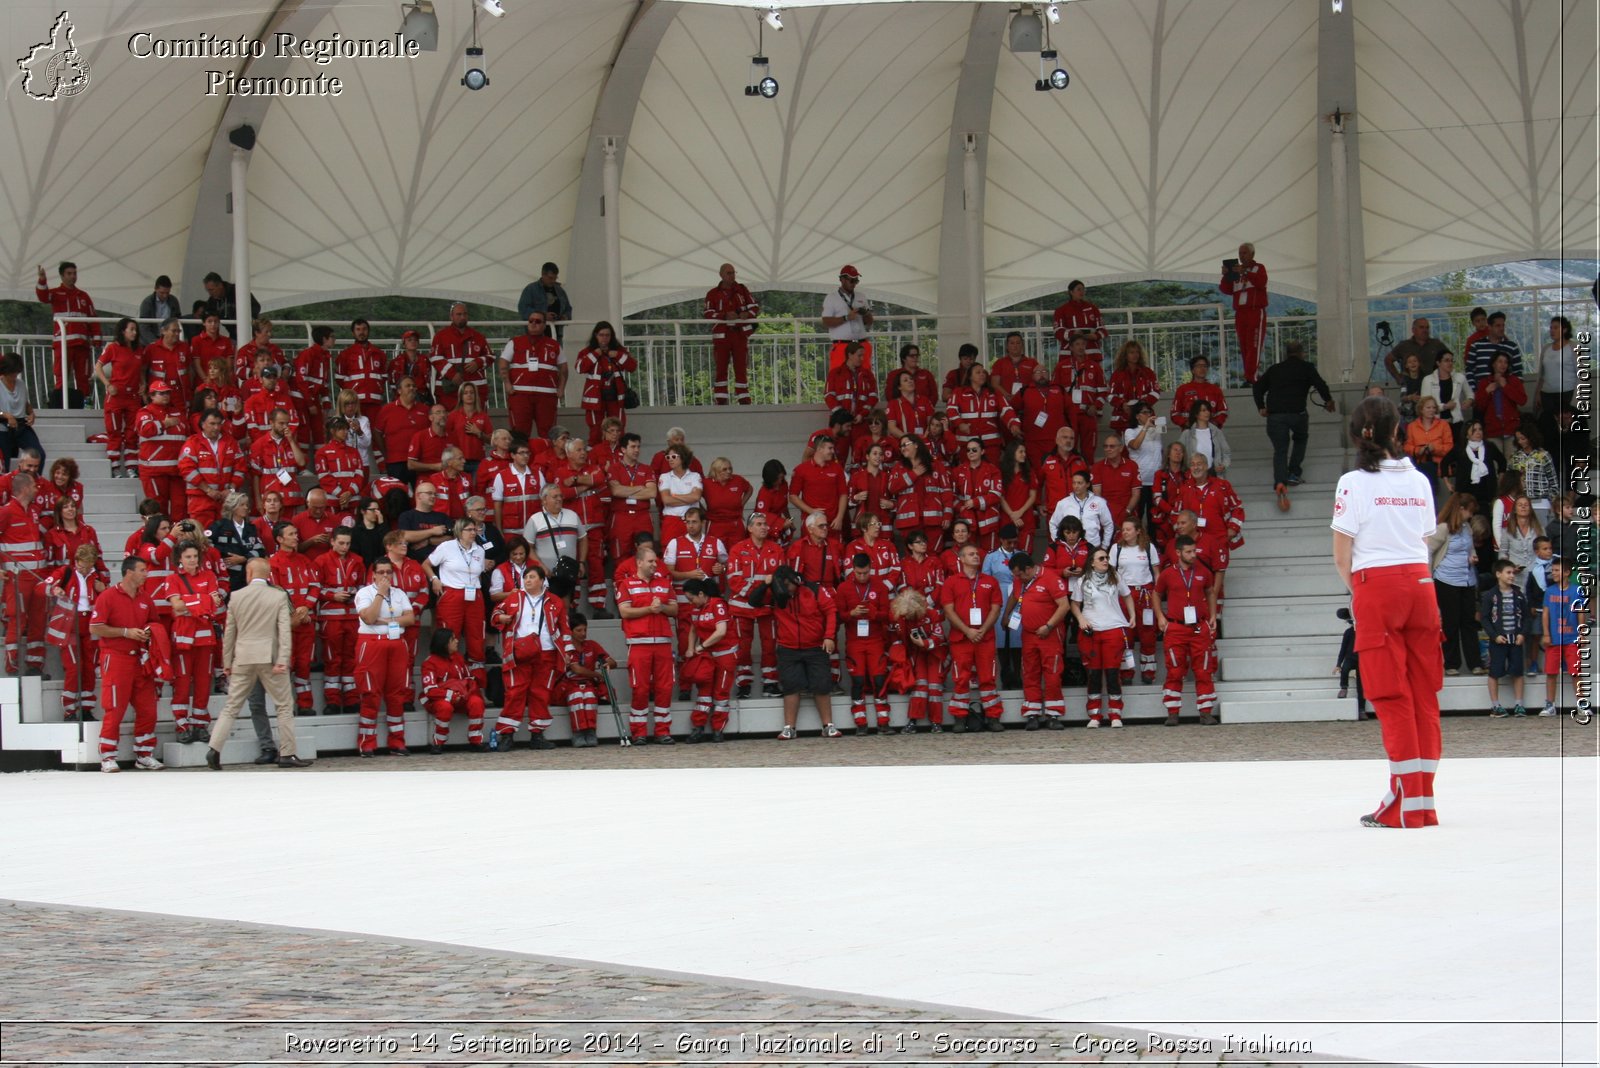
[755,565,843,740]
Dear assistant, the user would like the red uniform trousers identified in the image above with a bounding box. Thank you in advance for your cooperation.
[845,637,889,727]
[355,634,410,752]
[185,491,224,531]
[660,515,688,545]
[948,640,1002,720]
[1351,563,1444,827]
[140,472,187,521]
[57,616,96,716]
[321,618,358,705]
[171,644,215,730]
[508,393,559,440]
[1079,626,1129,722]
[1235,307,1267,383]
[906,649,945,724]
[713,335,752,404]
[734,614,778,689]
[608,515,654,574]
[429,691,486,747]
[1071,411,1100,462]
[689,652,736,731]
[55,341,93,398]
[1162,623,1216,719]
[627,641,675,738]
[6,572,47,673]
[98,651,158,760]
[287,622,315,710]
[552,677,600,732]
[497,639,560,738]
[434,588,487,683]
[581,525,607,611]
[1124,586,1159,681]
[104,397,140,472]
[1021,632,1066,720]
[586,402,624,443]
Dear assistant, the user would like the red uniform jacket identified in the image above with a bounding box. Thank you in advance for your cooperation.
[825,364,878,420]
[178,432,247,499]
[772,582,837,649]
[951,461,1005,541]
[616,573,675,644]
[1170,380,1228,427]
[786,535,844,588]
[1108,366,1160,431]
[576,346,636,412]
[338,342,388,406]
[136,403,187,472]
[316,551,366,620]
[1053,299,1107,357]
[501,335,564,399]
[727,537,784,618]
[705,284,759,338]
[432,326,492,396]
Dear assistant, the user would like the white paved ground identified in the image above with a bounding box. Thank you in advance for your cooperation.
[1,757,1593,1067]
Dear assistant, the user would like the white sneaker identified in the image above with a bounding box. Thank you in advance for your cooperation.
[822,723,842,738]
[134,755,165,771]
[100,757,120,773]
[1539,703,1557,717]
[1109,717,1124,729]
[1085,718,1101,729]
[777,725,795,740]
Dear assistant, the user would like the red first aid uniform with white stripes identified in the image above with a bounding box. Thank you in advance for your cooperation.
[44,563,99,718]
[1155,560,1217,720]
[1015,383,1074,465]
[1220,259,1268,382]
[951,460,1005,549]
[97,343,144,475]
[1,498,49,674]
[137,401,189,520]
[727,535,783,692]
[337,342,388,419]
[234,341,285,384]
[145,340,192,407]
[940,569,1004,724]
[354,583,413,753]
[554,458,610,611]
[178,430,245,530]
[159,565,223,734]
[1015,566,1071,721]
[705,282,760,404]
[889,614,946,725]
[291,344,334,446]
[835,574,892,729]
[1052,298,1107,363]
[492,462,544,535]
[494,588,573,743]
[1108,365,1160,432]
[892,467,953,553]
[1177,475,1245,556]
[844,534,902,590]
[317,548,366,709]
[500,334,565,438]
[315,439,366,509]
[37,280,98,396]
[1053,354,1108,461]
[946,388,1020,464]
[617,570,677,740]
[687,597,737,732]
[431,326,491,410]
[606,458,656,567]
[552,638,612,735]
[825,364,878,423]
[664,532,728,657]
[270,549,320,710]
[576,345,637,442]
[1331,457,1443,828]
[250,432,305,513]
[422,652,486,748]
[90,583,161,763]
[1170,379,1228,428]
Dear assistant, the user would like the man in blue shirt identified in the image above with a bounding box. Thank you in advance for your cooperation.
[1540,557,1587,716]
[981,524,1023,690]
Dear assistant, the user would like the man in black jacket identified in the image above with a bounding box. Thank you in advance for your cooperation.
[1252,341,1334,510]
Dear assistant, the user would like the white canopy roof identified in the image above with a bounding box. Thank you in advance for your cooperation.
[2,0,1592,315]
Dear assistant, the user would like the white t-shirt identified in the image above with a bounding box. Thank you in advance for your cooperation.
[345,414,374,469]
[1329,459,1435,570]
[354,584,413,634]
[1109,542,1159,587]
[1123,425,1163,484]
[523,507,582,571]
[427,539,487,590]
[659,470,704,519]
[1073,573,1132,630]
[1190,426,1215,466]
[1539,342,1578,392]
[511,591,557,649]
[821,287,871,342]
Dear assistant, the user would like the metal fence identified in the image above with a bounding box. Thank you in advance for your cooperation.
[6,280,1591,413]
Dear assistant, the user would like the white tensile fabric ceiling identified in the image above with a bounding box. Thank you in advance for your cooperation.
[1,0,1593,315]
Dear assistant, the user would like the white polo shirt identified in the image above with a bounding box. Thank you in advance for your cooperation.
[427,539,487,592]
[354,584,413,635]
[822,287,871,342]
[1330,459,1435,570]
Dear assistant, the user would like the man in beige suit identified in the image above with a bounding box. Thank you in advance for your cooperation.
[206,558,312,769]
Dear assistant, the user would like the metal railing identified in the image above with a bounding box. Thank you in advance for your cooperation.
[8,279,1591,413]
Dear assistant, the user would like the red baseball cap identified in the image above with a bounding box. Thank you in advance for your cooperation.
[149,380,171,393]
[401,328,419,340]
[839,264,861,279]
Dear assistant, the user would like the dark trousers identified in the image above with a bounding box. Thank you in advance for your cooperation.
[1435,581,1482,671]
[0,423,44,471]
[1265,411,1309,487]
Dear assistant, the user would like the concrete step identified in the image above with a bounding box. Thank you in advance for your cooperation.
[1218,595,1349,637]
[162,729,320,767]
[1217,635,1342,659]
[1225,566,1348,599]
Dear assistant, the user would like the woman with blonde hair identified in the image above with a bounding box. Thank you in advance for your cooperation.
[1108,338,1160,433]
[335,388,375,472]
[887,586,946,733]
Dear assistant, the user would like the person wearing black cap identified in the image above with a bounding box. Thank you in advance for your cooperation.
[822,264,874,375]
[1005,552,1072,729]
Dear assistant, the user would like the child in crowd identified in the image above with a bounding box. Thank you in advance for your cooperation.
[1539,557,1587,717]
[1481,560,1529,717]
[1332,605,1370,719]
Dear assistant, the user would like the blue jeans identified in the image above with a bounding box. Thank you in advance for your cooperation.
[0,423,43,471]
[1265,411,1308,487]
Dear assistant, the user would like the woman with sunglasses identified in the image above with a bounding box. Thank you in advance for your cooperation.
[1071,546,1135,727]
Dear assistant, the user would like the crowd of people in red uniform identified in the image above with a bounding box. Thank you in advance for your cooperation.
[2,275,1262,763]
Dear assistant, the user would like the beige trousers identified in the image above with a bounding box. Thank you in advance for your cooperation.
[208,664,298,757]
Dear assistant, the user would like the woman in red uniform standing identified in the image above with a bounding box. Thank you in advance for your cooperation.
[1331,396,1443,829]
[162,540,225,745]
[93,318,145,479]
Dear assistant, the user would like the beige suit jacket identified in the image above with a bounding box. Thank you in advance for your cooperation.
[222,579,294,669]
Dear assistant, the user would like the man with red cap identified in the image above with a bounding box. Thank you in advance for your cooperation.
[136,381,189,520]
[705,262,761,405]
[822,265,874,375]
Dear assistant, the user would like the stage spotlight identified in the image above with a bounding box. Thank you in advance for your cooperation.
[399,1,438,51]
[462,46,488,90]
[1035,49,1068,92]
[745,55,778,98]
[1045,3,1061,23]
[764,7,783,30]
[1049,65,1070,90]
[475,0,505,17]
[1008,9,1043,52]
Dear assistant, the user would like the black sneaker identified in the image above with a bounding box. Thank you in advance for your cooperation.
[428,743,444,755]
[1359,813,1393,828]
[686,727,706,744]
[928,723,943,733]
[950,718,968,733]
[711,730,725,743]
[854,725,869,737]
[900,723,918,735]
[762,683,781,698]
[1046,718,1065,730]
[737,684,752,699]
[985,718,1005,732]
[1024,717,1042,731]
[655,734,675,745]
[530,735,556,750]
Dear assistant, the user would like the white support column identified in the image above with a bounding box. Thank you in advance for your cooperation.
[602,136,623,326]
[1316,0,1369,384]
[934,5,1007,376]
[229,147,252,341]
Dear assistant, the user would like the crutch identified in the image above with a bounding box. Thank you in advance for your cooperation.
[600,665,632,746]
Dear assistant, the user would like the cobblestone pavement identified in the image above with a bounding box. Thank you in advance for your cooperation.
[196,715,1592,773]
[0,901,1341,1067]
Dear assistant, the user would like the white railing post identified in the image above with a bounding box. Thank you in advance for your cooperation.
[57,330,69,410]
[793,320,802,404]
